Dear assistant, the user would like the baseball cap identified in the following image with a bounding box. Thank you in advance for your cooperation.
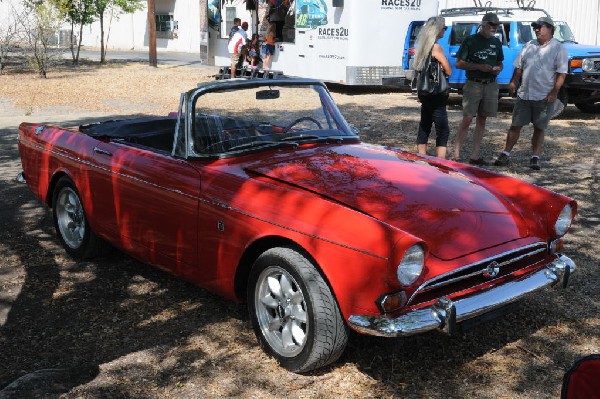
[531,16,554,27]
[241,21,249,29]
[482,12,500,25]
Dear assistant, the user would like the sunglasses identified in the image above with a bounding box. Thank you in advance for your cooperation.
[487,23,499,27]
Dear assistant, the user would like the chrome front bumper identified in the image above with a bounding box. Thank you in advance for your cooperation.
[348,254,575,337]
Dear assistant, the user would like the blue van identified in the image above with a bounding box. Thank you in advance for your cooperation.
[402,6,600,114]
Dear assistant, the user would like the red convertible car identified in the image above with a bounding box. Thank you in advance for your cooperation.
[17,78,576,372]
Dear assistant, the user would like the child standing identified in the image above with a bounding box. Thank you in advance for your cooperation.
[263,24,276,69]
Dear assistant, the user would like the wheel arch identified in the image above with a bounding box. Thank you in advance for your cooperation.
[45,171,71,207]
[233,236,334,305]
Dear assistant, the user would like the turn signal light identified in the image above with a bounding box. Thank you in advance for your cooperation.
[570,59,583,69]
[378,291,407,313]
[549,239,564,254]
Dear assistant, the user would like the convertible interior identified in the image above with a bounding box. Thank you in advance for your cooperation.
[80,116,178,153]
[79,114,277,155]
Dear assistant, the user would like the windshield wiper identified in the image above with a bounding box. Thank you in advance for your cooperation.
[324,135,360,143]
[281,135,359,144]
[280,134,321,142]
[228,140,298,152]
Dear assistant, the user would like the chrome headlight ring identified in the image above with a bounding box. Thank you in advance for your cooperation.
[582,58,596,72]
[397,244,425,286]
[554,204,573,237]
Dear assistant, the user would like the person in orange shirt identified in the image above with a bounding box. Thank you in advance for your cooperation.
[263,24,276,69]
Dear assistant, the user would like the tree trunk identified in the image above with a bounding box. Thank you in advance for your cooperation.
[100,13,105,63]
[76,21,84,64]
[147,0,157,67]
[70,21,77,65]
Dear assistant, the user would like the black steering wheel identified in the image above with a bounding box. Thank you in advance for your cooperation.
[282,117,322,133]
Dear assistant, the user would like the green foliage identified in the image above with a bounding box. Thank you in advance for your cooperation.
[113,0,143,14]
[20,0,64,77]
[64,0,95,26]
[90,0,143,63]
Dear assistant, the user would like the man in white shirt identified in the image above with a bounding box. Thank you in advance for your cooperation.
[228,21,249,78]
[494,16,568,170]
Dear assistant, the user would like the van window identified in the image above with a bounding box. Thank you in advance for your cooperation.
[517,21,576,43]
[450,22,507,45]
[450,23,478,45]
[410,24,423,48]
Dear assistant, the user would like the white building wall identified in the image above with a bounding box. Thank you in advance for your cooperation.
[440,0,600,45]
[78,0,200,52]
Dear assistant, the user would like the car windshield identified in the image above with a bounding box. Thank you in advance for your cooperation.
[518,21,577,43]
[191,83,356,155]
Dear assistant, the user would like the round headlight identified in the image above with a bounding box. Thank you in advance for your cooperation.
[397,245,425,286]
[555,204,573,236]
[582,58,595,72]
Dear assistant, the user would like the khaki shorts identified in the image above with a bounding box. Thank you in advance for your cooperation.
[511,97,552,130]
[230,53,241,64]
[462,80,499,117]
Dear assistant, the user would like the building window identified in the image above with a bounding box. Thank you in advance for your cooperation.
[155,14,178,39]
[156,14,177,32]
[224,7,236,39]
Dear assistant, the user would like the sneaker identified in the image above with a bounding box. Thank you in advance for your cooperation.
[469,157,489,166]
[494,152,511,166]
[530,157,541,170]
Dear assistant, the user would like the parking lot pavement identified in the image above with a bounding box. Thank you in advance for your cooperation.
[75,48,216,70]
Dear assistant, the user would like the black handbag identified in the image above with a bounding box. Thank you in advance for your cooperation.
[416,53,449,96]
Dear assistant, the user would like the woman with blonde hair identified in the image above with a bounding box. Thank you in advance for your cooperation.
[413,16,452,158]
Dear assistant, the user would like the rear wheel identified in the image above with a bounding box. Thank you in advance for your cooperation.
[52,176,106,259]
[248,247,348,373]
[574,100,600,114]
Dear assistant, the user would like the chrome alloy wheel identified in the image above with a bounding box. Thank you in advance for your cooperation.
[255,265,309,357]
[55,186,86,249]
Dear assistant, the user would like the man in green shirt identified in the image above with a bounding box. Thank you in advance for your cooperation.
[453,12,504,165]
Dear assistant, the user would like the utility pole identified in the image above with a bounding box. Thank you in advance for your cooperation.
[147,0,157,67]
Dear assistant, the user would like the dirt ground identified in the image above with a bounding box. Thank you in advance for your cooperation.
[0,61,598,399]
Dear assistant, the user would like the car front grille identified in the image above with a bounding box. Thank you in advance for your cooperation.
[407,243,549,307]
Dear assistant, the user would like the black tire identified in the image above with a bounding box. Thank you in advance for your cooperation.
[247,247,348,373]
[574,100,600,114]
[52,176,106,260]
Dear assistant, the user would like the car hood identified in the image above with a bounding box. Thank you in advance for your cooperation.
[246,144,529,261]
[563,42,600,57]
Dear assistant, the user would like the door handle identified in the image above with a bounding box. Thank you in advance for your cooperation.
[93,146,113,156]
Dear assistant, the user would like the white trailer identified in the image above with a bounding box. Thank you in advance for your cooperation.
[208,0,439,85]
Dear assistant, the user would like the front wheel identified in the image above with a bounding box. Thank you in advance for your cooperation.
[248,247,348,373]
[52,176,106,260]
[574,100,600,114]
